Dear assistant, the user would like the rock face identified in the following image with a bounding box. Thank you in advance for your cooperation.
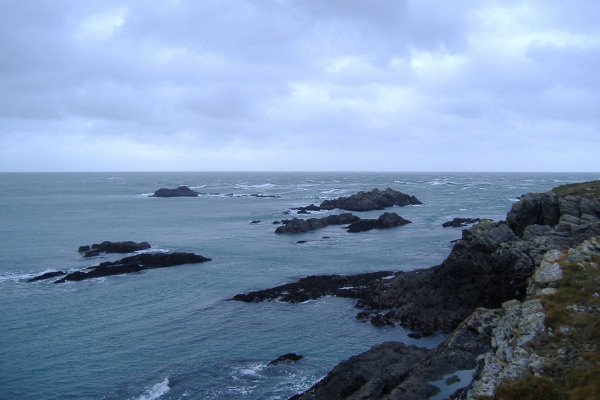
[296,188,422,213]
[275,213,360,234]
[346,212,411,233]
[151,186,200,197]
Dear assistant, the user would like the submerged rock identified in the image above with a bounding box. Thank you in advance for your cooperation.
[151,186,200,197]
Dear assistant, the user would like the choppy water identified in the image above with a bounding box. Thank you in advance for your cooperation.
[1,172,597,399]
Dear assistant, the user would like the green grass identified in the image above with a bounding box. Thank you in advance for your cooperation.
[551,181,600,200]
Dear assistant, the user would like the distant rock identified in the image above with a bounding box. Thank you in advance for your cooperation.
[151,186,200,197]
[79,241,151,257]
[442,217,480,228]
[296,188,422,213]
[268,353,303,366]
[346,212,411,233]
[275,213,360,234]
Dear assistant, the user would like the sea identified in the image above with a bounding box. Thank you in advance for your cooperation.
[1,172,598,400]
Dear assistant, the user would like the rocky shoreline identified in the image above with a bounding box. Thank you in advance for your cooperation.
[234,181,600,399]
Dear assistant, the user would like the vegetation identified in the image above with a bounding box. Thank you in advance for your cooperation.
[551,180,600,200]
[489,246,600,400]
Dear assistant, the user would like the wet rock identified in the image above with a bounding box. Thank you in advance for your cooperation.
[296,188,422,213]
[27,270,66,282]
[80,241,152,254]
[442,218,481,228]
[268,353,303,366]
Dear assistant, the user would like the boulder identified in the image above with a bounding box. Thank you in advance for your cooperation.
[151,186,200,197]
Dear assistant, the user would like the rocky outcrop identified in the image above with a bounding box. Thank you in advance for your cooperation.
[275,213,360,234]
[78,241,151,257]
[29,251,211,283]
[151,186,200,197]
[442,218,480,228]
[268,353,304,366]
[346,212,411,233]
[296,188,422,213]
[232,271,394,303]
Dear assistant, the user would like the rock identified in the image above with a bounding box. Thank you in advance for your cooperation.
[296,188,422,213]
[53,252,211,283]
[442,218,481,228]
[506,192,560,236]
[346,212,411,233]
[250,220,261,224]
[27,270,66,282]
[81,241,152,255]
[275,213,360,234]
[151,186,200,197]
[268,353,303,366]
[232,271,395,304]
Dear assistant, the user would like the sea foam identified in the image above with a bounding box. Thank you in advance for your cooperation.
[133,377,170,400]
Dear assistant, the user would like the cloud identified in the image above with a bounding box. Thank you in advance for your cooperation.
[0,0,598,171]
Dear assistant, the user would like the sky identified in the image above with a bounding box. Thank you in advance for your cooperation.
[0,0,599,172]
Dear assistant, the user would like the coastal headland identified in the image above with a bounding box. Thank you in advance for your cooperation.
[235,181,600,399]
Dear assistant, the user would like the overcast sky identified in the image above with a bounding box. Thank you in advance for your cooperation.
[0,0,598,172]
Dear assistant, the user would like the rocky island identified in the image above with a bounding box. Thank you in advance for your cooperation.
[235,181,600,399]
[295,188,422,213]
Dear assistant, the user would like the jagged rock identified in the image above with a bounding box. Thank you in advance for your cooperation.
[151,186,200,197]
[346,212,411,233]
[53,252,211,283]
[442,218,481,228]
[275,213,360,234]
[268,353,303,366]
[506,192,560,236]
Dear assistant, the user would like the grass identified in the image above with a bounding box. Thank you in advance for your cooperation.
[551,181,600,200]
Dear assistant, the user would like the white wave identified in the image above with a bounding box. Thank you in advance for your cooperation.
[0,271,37,283]
[133,377,170,400]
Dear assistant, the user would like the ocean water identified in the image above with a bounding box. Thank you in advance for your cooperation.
[1,171,597,400]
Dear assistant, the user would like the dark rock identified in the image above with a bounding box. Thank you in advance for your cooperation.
[346,212,411,233]
[250,220,261,224]
[232,271,395,304]
[273,221,281,225]
[296,188,422,213]
[151,186,200,197]
[506,192,560,236]
[442,217,481,228]
[83,250,100,258]
[27,270,66,282]
[85,241,152,254]
[275,213,360,234]
[78,245,91,253]
[296,240,307,244]
[54,252,211,283]
[319,188,422,212]
[268,353,303,366]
